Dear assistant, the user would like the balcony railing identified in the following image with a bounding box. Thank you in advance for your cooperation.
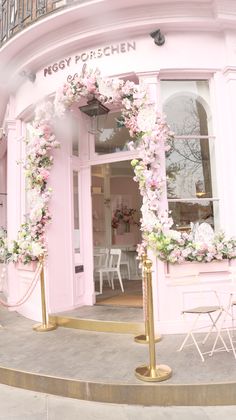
[0,0,86,47]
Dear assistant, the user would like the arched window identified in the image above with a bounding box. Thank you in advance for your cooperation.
[161,80,218,231]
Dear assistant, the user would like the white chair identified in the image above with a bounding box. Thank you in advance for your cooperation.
[95,248,124,294]
[120,251,131,280]
[229,269,236,333]
[94,248,109,270]
[94,248,110,294]
[209,291,236,358]
[177,289,228,361]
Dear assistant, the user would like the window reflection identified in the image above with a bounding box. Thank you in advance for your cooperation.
[161,80,211,133]
[164,95,209,136]
[166,138,213,199]
[169,201,216,230]
[95,111,131,155]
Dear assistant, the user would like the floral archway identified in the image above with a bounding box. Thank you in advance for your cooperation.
[1,66,236,265]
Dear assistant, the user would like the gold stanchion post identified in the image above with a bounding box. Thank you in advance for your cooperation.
[33,257,57,332]
[134,252,161,344]
[135,258,172,382]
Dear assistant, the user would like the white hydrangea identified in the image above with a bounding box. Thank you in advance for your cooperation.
[31,242,44,257]
[166,229,182,241]
[137,105,156,132]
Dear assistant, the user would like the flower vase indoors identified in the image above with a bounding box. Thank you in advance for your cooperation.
[112,205,138,235]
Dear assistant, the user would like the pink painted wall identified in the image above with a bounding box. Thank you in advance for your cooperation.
[0,137,7,228]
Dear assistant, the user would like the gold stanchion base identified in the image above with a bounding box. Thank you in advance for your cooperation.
[135,364,172,382]
[134,333,162,344]
[33,323,57,332]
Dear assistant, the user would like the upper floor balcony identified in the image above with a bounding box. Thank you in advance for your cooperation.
[0,0,88,48]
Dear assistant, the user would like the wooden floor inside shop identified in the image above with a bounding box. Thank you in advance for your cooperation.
[95,279,143,308]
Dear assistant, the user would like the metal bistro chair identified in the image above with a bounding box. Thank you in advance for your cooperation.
[229,269,236,336]
[209,291,236,359]
[210,271,236,359]
[178,289,228,362]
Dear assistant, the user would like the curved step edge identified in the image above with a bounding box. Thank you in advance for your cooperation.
[0,365,236,406]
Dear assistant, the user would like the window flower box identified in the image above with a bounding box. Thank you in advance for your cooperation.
[166,259,230,277]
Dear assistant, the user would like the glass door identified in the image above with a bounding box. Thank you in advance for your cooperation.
[92,160,142,304]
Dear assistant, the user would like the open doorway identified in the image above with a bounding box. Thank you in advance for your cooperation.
[91,160,143,307]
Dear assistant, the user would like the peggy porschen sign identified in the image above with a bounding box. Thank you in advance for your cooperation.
[43,41,136,77]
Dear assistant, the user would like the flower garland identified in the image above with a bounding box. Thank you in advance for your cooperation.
[2,65,236,265]
[7,102,60,264]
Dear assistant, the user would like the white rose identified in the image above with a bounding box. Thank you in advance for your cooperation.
[31,242,43,257]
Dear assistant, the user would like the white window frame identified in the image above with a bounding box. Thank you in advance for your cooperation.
[159,76,219,231]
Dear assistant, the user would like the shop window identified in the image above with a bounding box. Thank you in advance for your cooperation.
[94,111,131,155]
[73,171,80,253]
[161,80,218,231]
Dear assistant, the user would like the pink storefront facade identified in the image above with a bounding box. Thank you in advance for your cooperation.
[1,0,236,333]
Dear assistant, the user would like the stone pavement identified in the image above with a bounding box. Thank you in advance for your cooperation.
[1,304,236,410]
[1,384,236,420]
[0,304,235,385]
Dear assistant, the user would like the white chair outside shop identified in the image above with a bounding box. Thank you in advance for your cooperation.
[229,269,236,334]
[177,289,228,362]
[209,291,236,359]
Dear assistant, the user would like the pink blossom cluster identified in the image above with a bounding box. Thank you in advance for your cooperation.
[54,67,101,116]
[146,230,236,264]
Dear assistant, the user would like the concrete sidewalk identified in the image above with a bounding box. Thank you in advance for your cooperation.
[1,304,236,407]
[1,384,236,420]
[0,304,235,385]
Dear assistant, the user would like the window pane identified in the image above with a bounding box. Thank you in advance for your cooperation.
[91,166,106,247]
[166,138,214,199]
[161,80,211,135]
[73,171,80,253]
[162,80,218,231]
[169,200,216,231]
[71,118,79,157]
[95,111,131,155]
